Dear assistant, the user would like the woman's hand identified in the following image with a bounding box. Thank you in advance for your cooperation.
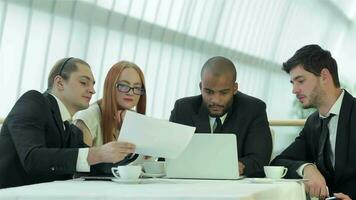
[114,110,127,129]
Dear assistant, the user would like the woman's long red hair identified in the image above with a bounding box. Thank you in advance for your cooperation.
[98,61,146,144]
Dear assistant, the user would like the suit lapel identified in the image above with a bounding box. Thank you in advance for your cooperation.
[334,91,353,182]
[192,103,211,133]
[222,94,240,133]
[314,117,323,158]
[314,116,330,176]
[43,93,65,145]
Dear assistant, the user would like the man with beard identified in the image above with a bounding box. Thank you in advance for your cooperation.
[169,56,272,177]
[271,44,354,200]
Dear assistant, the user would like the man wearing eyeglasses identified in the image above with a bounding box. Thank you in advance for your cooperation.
[169,56,272,177]
[0,58,136,188]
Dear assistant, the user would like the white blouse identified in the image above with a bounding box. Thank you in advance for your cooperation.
[73,103,103,146]
[73,103,150,165]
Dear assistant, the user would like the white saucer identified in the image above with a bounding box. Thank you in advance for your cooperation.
[248,178,275,183]
[141,172,166,178]
[111,178,141,184]
[249,178,308,183]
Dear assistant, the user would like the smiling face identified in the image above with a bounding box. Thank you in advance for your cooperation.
[200,70,238,117]
[58,63,96,115]
[115,67,143,110]
[289,65,325,109]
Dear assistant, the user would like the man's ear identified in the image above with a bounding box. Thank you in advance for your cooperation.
[53,75,65,91]
[233,83,238,94]
[320,68,331,83]
[199,82,202,90]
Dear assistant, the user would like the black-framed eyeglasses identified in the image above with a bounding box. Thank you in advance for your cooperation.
[115,83,145,95]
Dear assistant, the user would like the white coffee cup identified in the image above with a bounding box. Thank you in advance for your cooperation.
[264,166,288,179]
[111,165,142,180]
[142,161,165,174]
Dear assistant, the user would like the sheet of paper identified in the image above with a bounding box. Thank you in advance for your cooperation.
[119,111,196,159]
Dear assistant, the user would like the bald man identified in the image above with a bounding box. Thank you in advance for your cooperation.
[169,56,272,177]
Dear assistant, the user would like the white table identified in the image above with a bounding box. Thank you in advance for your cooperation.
[0,178,306,200]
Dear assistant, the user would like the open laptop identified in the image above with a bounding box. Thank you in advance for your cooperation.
[166,134,240,180]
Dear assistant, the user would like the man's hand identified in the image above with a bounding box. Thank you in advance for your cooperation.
[87,141,136,165]
[238,161,245,175]
[303,164,328,199]
[333,193,352,200]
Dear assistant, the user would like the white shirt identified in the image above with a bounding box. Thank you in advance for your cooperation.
[319,90,344,166]
[51,94,90,172]
[209,113,228,133]
[297,90,344,177]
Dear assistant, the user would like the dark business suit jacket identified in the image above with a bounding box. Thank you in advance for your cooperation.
[0,90,87,188]
[169,92,272,177]
[271,90,356,198]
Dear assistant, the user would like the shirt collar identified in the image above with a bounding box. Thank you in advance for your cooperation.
[50,93,72,122]
[209,113,228,124]
[319,89,344,118]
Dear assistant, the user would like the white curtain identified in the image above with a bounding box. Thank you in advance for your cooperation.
[0,0,355,121]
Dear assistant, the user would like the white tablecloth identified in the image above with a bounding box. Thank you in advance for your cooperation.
[0,178,306,200]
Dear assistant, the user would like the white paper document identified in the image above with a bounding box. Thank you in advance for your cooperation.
[119,111,196,159]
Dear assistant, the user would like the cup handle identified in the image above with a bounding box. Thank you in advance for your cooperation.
[111,167,121,179]
[281,167,288,178]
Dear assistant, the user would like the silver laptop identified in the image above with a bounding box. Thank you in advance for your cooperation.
[166,134,240,179]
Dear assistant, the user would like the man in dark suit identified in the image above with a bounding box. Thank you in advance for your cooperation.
[0,57,136,188]
[170,56,272,177]
[271,44,354,200]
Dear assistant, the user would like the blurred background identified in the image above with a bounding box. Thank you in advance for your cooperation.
[1,0,356,154]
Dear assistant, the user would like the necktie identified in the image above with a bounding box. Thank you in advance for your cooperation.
[318,114,335,175]
[213,117,222,133]
[63,120,88,147]
[64,120,70,131]
[63,120,72,144]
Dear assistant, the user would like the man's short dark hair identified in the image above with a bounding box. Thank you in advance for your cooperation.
[47,57,90,91]
[282,44,340,87]
[201,56,237,82]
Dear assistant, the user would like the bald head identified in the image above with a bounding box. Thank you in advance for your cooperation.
[199,56,238,117]
[200,56,236,82]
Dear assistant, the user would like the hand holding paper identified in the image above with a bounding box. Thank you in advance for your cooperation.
[119,111,195,159]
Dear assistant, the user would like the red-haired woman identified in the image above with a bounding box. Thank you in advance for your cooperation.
[74,60,147,163]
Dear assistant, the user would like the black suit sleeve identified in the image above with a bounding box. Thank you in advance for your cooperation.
[6,92,78,175]
[169,100,180,123]
[271,126,314,178]
[239,101,272,177]
[67,124,89,148]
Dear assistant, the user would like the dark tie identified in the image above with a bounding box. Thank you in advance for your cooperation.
[213,117,222,133]
[62,120,87,147]
[64,120,70,130]
[63,120,72,144]
[318,114,335,176]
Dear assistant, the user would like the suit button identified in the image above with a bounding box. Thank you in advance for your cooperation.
[50,167,55,171]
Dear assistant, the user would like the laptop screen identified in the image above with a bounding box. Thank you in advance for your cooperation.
[166,134,239,179]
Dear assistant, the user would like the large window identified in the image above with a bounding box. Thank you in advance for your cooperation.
[0,0,355,121]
